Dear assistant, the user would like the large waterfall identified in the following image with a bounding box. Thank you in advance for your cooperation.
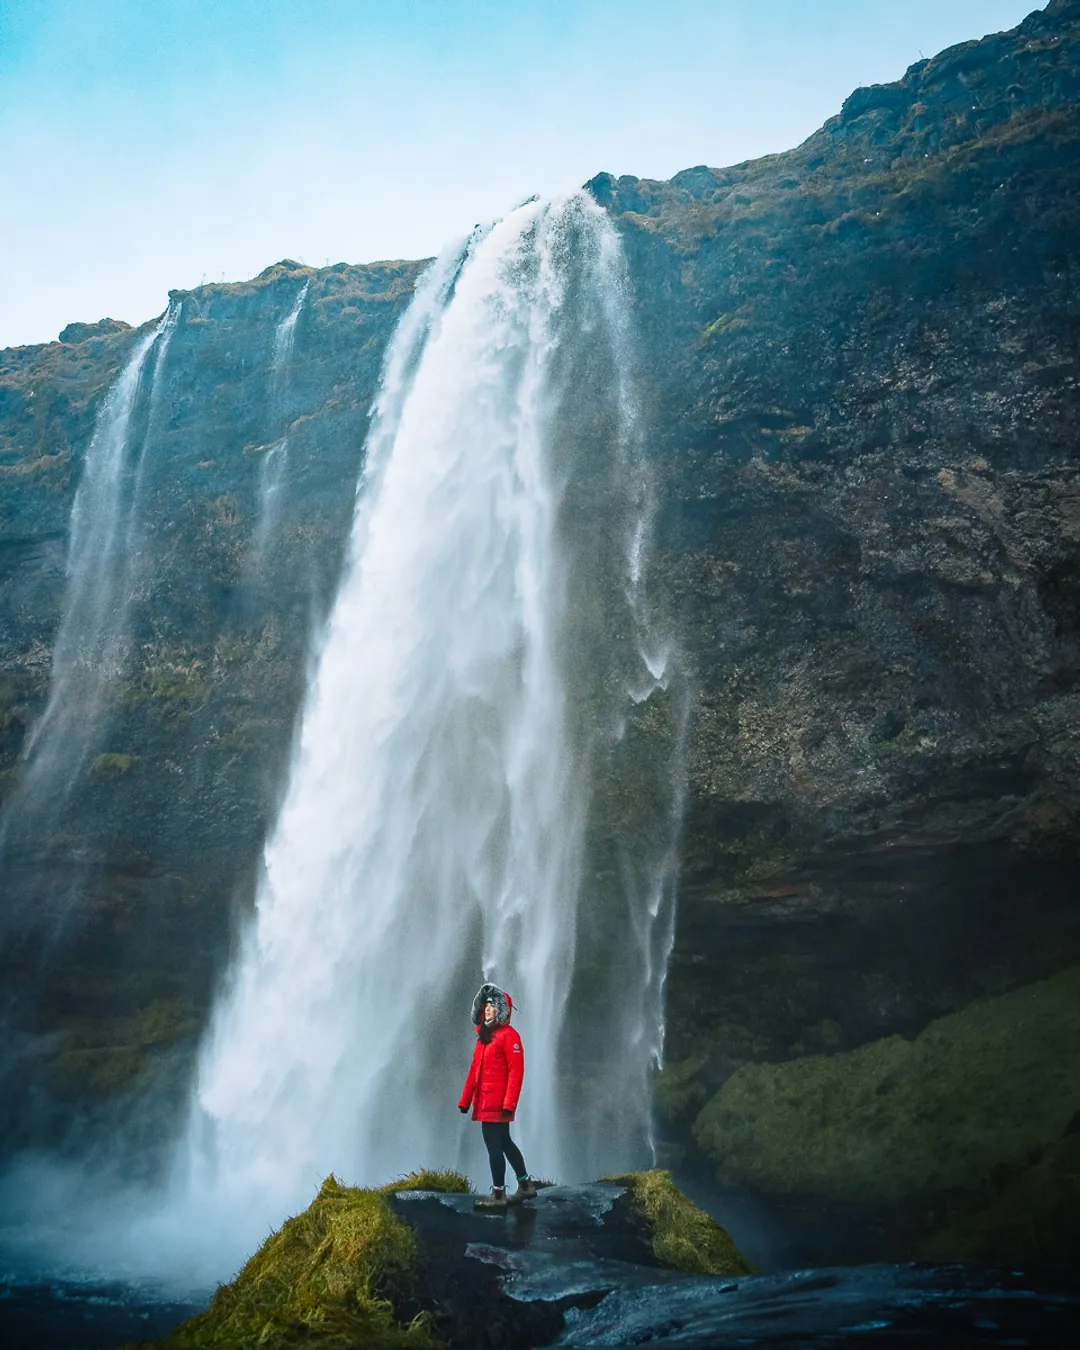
[175,191,679,1247]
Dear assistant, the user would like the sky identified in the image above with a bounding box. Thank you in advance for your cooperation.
[1,0,1041,349]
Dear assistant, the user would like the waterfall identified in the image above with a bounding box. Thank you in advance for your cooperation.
[271,280,308,379]
[163,190,680,1257]
[254,281,309,554]
[0,305,180,866]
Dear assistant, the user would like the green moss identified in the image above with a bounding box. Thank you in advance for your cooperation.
[91,752,134,778]
[701,313,734,341]
[148,670,207,704]
[0,450,68,478]
[693,965,1080,1209]
[599,1169,753,1276]
[653,1055,710,1126]
[380,1169,470,1194]
[141,1175,445,1349]
[916,1133,1080,1273]
[45,998,200,1098]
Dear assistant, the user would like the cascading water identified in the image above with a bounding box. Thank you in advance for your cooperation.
[172,191,680,1251]
[272,279,308,378]
[0,305,180,878]
[253,281,309,553]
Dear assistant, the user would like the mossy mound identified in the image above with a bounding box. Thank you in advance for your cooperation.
[91,752,134,778]
[601,1168,753,1276]
[381,1168,470,1195]
[693,965,1080,1213]
[139,1172,469,1350]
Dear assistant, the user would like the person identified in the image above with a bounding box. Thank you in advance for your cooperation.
[458,981,538,1211]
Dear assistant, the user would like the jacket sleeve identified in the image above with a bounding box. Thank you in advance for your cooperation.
[459,1040,481,1111]
[502,1030,524,1112]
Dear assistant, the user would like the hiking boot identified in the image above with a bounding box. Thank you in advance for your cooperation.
[510,1178,538,1203]
[474,1187,509,1212]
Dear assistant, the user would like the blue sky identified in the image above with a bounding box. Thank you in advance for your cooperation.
[1,0,1040,348]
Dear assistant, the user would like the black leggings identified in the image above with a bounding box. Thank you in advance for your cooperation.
[481,1121,527,1189]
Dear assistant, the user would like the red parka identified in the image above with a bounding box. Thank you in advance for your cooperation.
[458,999,524,1122]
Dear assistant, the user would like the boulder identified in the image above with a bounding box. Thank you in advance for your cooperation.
[692,964,1080,1269]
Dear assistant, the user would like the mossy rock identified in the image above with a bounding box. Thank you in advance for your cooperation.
[44,999,201,1099]
[91,752,134,778]
[916,1132,1080,1275]
[693,965,1080,1210]
[652,1055,710,1126]
[381,1169,471,1196]
[600,1168,753,1276]
[134,1173,470,1349]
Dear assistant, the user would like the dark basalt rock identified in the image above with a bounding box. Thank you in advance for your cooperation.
[386,1184,687,1349]
[384,1188,1080,1348]
[0,259,426,1157]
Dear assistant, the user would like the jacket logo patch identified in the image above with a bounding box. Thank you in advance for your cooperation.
[512,1044,521,1052]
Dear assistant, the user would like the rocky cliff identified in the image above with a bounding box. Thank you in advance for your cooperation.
[1,0,1078,1271]
[595,0,1080,1267]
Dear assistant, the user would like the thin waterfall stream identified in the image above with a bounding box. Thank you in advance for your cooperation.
[254,280,309,554]
[0,305,180,914]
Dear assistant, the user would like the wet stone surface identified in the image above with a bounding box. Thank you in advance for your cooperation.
[387,1183,668,1348]
[388,1185,1080,1349]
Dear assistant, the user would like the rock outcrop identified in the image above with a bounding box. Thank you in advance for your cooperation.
[58,319,133,345]
[133,1171,750,1350]
[692,965,1080,1274]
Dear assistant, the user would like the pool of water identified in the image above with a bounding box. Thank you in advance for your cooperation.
[0,1280,204,1350]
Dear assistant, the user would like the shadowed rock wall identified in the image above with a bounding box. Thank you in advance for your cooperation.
[589,0,1080,1267]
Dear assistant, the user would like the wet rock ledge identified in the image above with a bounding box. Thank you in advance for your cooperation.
[132,1170,1080,1350]
[132,1170,746,1350]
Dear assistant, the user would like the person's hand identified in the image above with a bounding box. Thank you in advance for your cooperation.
[459,1106,469,1114]
[500,1108,513,1119]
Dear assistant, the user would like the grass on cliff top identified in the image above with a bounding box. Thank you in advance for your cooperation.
[138,1171,469,1350]
[600,1168,754,1277]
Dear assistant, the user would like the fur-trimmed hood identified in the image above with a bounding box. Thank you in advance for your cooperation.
[471,982,512,1026]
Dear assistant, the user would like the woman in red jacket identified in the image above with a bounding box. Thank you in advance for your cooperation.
[459,982,537,1210]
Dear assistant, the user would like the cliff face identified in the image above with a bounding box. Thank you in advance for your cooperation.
[0,0,1078,1268]
[595,0,1080,1051]
[593,0,1080,1263]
